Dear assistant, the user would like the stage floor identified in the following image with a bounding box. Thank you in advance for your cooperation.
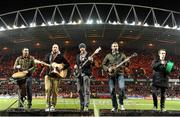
[0,108,180,116]
[100,109,180,116]
[0,108,94,116]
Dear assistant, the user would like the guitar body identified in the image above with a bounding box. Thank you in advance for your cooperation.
[107,53,137,77]
[34,59,68,78]
[49,62,68,78]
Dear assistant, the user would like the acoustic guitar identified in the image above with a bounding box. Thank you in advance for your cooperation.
[34,59,67,78]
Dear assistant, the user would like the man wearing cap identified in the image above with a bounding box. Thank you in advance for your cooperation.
[74,43,94,111]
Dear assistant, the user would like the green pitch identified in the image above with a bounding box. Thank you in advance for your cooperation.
[0,98,180,112]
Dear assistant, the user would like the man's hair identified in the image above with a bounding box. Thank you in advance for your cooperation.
[112,42,118,45]
[22,48,29,51]
[158,48,166,54]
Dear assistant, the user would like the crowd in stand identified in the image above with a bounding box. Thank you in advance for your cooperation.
[0,48,180,98]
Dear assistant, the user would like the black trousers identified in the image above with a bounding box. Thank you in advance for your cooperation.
[152,86,166,109]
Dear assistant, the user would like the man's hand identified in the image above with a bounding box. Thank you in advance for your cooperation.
[161,60,167,65]
[16,65,21,69]
[88,57,93,62]
[74,64,78,69]
[108,67,113,73]
[24,70,28,74]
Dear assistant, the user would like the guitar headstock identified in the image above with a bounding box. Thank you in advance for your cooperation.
[131,52,138,57]
[94,47,102,54]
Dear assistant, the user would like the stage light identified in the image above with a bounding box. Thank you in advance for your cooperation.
[164,25,170,29]
[78,20,82,24]
[120,41,124,44]
[124,20,128,24]
[20,24,26,28]
[143,23,149,27]
[54,22,59,25]
[130,21,135,25]
[108,21,112,24]
[96,20,102,24]
[68,21,72,24]
[155,23,161,27]
[72,21,77,25]
[86,19,93,24]
[0,27,6,31]
[61,21,65,24]
[7,25,12,30]
[48,21,53,26]
[30,23,36,27]
[172,25,177,29]
[137,22,142,25]
[65,40,70,44]
[117,21,121,24]
[41,23,46,26]
[112,21,117,25]
[92,40,96,43]
[13,25,18,29]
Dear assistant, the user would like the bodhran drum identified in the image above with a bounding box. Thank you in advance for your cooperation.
[11,71,27,80]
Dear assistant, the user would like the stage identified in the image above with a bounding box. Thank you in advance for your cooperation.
[100,109,180,116]
[0,108,180,116]
[0,108,94,116]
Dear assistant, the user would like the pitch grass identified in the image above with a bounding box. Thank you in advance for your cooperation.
[0,98,180,111]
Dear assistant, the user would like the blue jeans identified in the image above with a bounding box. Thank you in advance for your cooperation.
[77,74,90,109]
[17,76,32,107]
[108,74,125,109]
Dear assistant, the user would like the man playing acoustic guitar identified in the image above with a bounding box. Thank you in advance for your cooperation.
[44,44,69,111]
[102,42,128,112]
[13,48,35,109]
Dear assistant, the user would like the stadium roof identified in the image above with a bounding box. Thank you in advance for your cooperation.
[0,3,180,55]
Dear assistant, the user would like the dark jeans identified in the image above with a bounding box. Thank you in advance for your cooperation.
[152,86,166,109]
[108,74,125,109]
[77,74,90,109]
[17,77,32,107]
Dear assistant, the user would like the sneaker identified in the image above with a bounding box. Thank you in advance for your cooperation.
[161,108,166,112]
[50,106,55,111]
[45,107,50,112]
[120,105,125,110]
[152,106,157,111]
[84,107,88,112]
[111,108,118,112]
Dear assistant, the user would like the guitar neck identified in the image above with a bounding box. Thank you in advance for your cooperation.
[81,52,96,67]
[115,56,134,69]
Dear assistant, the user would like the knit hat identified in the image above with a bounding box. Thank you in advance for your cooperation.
[79,43,86,49]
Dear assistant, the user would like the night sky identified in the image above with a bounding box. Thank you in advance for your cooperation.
[0,0,179,15]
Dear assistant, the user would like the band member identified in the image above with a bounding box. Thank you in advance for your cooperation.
[44,44,70,111]
[102,42,127,112]
[13,48,35,109]
[151,49,174,112]
[74,43,94,111]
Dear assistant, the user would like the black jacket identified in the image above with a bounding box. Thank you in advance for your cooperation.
[76,53,94,76]
[44,53,70,77]
[152,59,170,88]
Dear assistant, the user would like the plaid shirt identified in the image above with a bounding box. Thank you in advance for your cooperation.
[14,55,35,74]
